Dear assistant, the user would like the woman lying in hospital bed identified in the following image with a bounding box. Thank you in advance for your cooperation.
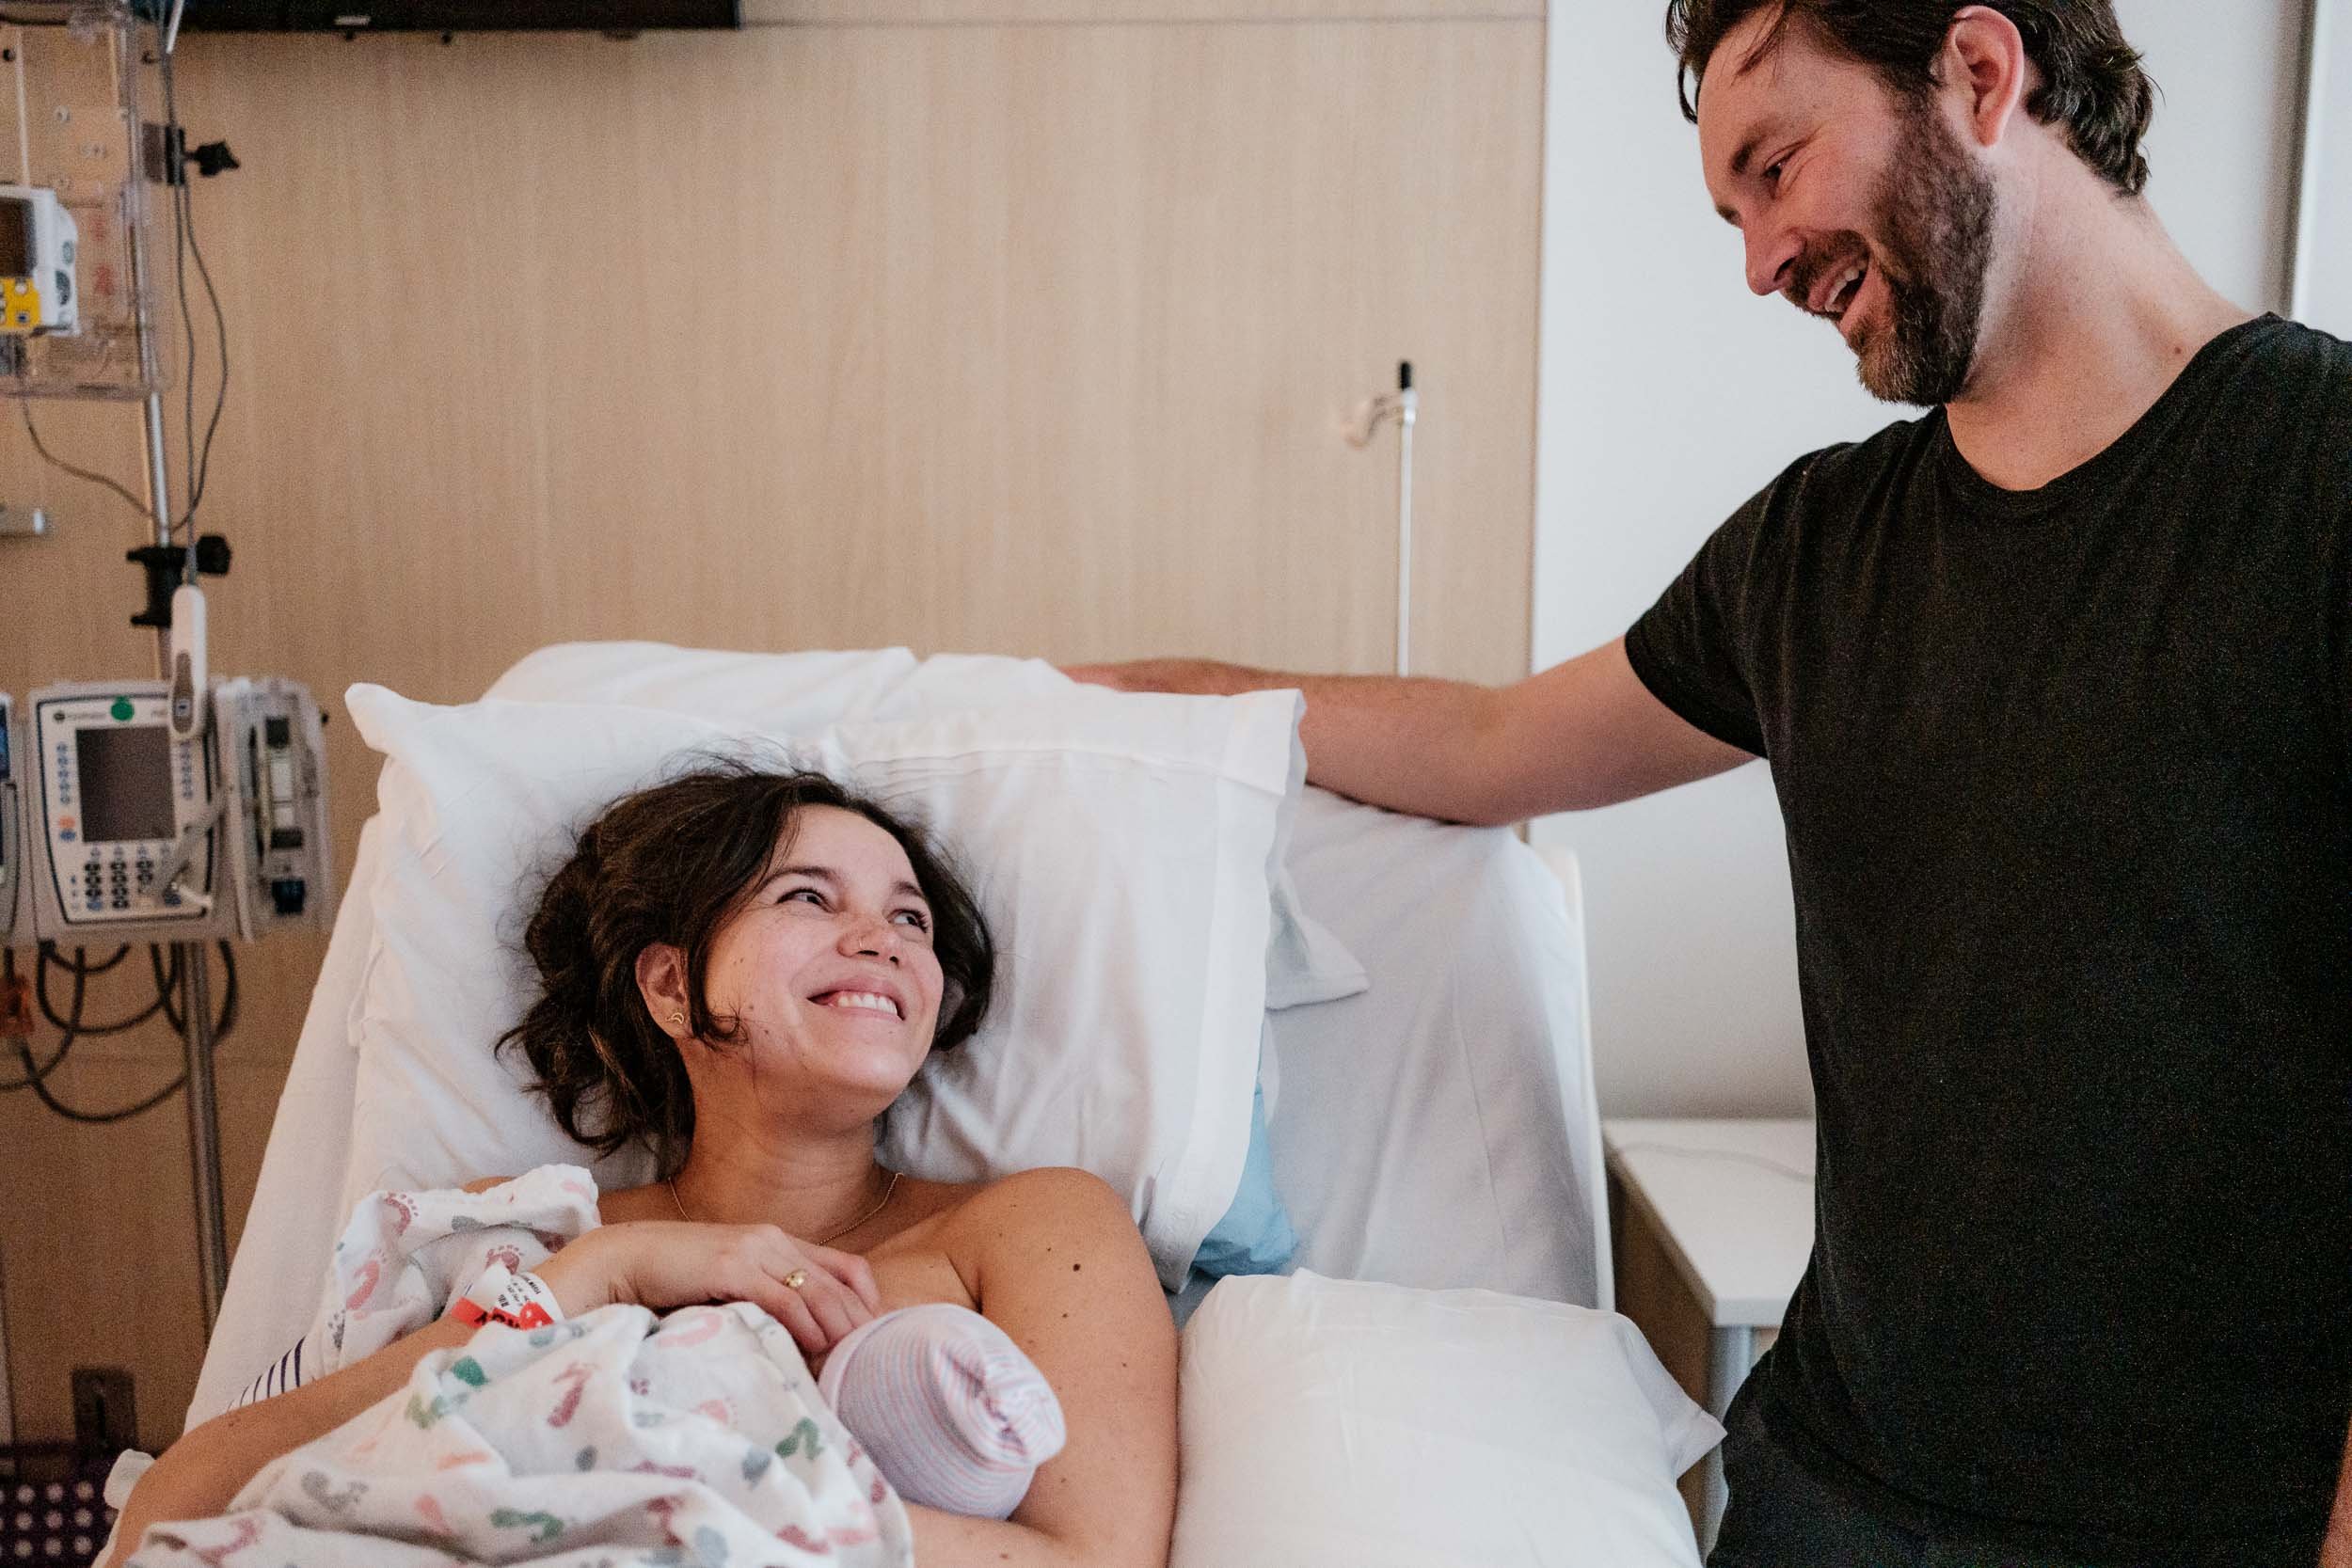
[103,765,1177,1568]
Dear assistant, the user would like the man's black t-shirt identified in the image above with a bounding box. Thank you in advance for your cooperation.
[1625,315,2352,1562]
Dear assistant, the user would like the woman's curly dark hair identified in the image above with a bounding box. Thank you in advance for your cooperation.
[498,760,994,1177]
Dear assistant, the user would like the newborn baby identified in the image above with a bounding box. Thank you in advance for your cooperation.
[239,1167,1066,1519]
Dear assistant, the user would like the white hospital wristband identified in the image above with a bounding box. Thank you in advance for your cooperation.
[449,1261,563,1330]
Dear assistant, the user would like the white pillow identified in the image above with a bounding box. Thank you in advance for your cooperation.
[343,682,1305,1288]
[1172,1273,1718,1568]
[485,642,1366,1009]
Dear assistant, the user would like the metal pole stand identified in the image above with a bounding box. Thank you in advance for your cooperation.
[176,944,227,1329]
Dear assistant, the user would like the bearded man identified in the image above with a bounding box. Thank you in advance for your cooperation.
[1069,4,2352,1564]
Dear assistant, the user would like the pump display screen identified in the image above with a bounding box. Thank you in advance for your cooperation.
[76,725,176,842]
[0,197,30,277]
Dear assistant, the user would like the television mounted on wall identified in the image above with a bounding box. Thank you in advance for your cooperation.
[175,2,740,29]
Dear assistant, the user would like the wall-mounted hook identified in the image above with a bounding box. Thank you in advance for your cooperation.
[1342,362,1419,674]
[1343,359,1417,448]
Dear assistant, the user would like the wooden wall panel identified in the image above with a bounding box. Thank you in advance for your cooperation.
[0,1029,286,1451]
[0,16,1543,1449]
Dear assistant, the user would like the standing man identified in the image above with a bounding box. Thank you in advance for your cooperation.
[1072,4,2352,1564]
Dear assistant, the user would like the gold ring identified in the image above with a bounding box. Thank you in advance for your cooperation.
[783,1269,808,1291]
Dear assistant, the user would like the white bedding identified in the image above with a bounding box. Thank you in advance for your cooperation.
[192,654,1607,1429]
[1176,1273,1709,1568]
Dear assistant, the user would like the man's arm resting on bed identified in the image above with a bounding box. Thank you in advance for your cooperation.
[98,1314,479,1568]
[1065,637,1753,826]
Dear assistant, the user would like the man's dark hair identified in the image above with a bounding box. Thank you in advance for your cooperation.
[1664,1,2155,196]
[499,758,995,1176]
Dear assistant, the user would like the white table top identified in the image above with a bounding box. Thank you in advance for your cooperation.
[1604,1118,1816,1329]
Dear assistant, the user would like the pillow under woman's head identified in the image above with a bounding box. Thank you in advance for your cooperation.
[343,683,1307,1286]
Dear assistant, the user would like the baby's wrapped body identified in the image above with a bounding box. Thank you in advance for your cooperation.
[153,1167,1065,1566]
[147,1301,911,1568]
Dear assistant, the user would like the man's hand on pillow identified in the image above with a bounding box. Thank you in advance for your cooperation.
[535,1222,883,1357]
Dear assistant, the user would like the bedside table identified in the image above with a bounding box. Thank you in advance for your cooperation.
[1603,1118,1815,1553]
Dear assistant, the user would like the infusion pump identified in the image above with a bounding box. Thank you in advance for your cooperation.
[0,185,80,337]
[5,679,334,947]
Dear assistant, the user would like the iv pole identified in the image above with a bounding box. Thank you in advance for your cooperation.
[107,1,230,1330]
[136,3,232,1329]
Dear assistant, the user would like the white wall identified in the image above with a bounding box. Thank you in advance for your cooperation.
[1531,0,2311,1117]
[2296,0,2352,337]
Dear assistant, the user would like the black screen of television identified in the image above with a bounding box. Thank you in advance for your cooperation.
[181,1,739,29]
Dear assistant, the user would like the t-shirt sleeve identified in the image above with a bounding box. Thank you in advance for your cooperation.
[1622,454,1820,760]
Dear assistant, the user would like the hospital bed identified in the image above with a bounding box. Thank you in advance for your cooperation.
[180,644,1716,1567]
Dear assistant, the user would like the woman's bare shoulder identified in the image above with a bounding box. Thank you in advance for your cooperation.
[926,1167,1138,1281]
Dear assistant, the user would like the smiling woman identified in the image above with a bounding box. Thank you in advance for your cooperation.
[102,763,1181,1568]
[501,764,995,1178]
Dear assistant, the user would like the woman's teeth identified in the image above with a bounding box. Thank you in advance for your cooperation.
[824,991,901,1019]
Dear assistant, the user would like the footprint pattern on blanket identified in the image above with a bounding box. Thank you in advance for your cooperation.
[775,1418,824,1463]
[298,1472,367,1514]
[343,1255,383,1312]
[658,1308,728,1349]
[490,1508,567,1544]
[548,1360,596,1427]
[174,1513,261,1568]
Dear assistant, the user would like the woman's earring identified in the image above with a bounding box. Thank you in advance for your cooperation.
[670,1011,686,1030]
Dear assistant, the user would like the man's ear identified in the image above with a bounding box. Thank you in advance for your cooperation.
[1943,5,2030,151]
[636,943,693,1038]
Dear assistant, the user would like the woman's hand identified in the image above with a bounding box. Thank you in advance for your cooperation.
[536,1221,882,1357]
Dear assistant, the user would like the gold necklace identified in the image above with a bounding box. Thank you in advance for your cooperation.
[667,1168,902,1247]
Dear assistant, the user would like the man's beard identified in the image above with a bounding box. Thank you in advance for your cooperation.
[1806,98,1998,406]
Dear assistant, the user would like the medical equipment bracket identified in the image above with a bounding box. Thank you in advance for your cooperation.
[127,535,229,630]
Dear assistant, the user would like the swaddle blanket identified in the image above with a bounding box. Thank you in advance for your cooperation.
[129,1167,913,1567]
[130,1303,914,1568]
[317,1166,605,1377]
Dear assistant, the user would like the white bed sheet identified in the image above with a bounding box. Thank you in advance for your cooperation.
[191,817,387,1427]
[191,774,1607,1433]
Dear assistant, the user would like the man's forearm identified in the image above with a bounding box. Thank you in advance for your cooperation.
[1067,659,1519,824]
